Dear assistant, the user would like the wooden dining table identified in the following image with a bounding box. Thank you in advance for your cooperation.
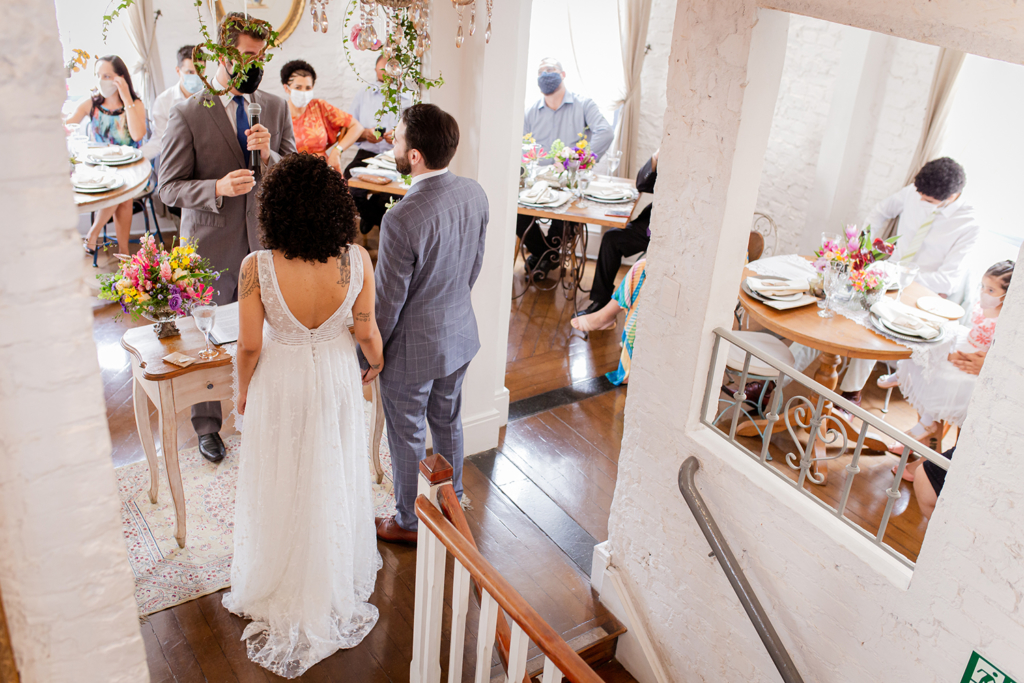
[72,156,152,214]
[347,175,639,305]
[737,260,941,483]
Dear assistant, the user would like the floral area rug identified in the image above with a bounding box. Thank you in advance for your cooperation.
[117,402,395,615]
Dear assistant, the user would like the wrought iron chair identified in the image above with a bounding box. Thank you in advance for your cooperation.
[89,181,164,267]
[713,331,795,443]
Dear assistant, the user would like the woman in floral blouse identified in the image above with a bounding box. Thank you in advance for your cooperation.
[280,60,364,173]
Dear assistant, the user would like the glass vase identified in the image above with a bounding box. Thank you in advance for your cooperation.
[859,289,885,310]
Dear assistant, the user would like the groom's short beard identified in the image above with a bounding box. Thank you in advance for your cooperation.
[395,153,412,175]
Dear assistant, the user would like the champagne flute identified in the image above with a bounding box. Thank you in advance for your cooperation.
[896,263,920,304]
[192,302,219,360]
[819,261,844,319]
[606,150,622,179]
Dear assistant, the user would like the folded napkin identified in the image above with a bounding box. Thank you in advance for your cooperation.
[746,277,809,297]
[520,181,564,205]
[747,254,818,282]
[91,146,134,158]
[72,166,116,187]
[870,299,941,339]
[586,182,634,200]
[366,157,397,169]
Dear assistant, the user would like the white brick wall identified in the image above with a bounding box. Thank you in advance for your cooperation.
[755,15,843,255]
[635,0,678,171]
[608,0,1024,680]
[0,2,149,681]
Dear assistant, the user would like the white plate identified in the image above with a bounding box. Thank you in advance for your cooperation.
[585,194,635,204]
[759,291,803,302]
[870,313,945,344]
[87,152,141,166]
[74,177,125,194]
[349,166,399,182]
[916,295,965,320]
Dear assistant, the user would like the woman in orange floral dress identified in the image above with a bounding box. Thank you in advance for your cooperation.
[280,60,364,173]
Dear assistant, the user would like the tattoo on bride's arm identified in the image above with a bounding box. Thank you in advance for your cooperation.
[370,362,381,370]
[239,257,259,299]
[354,312,371,322]
[337,256,351,286]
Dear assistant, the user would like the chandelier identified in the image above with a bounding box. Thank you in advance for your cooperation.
[320,0,492,57]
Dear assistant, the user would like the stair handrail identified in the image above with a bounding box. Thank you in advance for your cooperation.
[678,456,805,683]
[416,496,605,683]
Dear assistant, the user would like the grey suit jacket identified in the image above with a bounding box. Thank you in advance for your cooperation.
[158,90,296,304]
[371,172,489,385]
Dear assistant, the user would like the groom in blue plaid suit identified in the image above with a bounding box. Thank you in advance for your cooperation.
[358,103,489,543]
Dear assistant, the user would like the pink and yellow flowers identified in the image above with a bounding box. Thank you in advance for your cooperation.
[98,234,221,321]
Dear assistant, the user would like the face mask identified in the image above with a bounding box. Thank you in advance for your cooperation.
[233,63,264,94]
[290,88,314,107]
[979,292,1005,309]
[538,71,563,95]
[98,80,119,98]
[181,73,204,94]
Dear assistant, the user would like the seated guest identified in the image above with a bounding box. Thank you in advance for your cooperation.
[518,58,613,281]
[915,446,955,519]
[345,54,411,234]
[571,259,646,385]
[797,157,982,407]
[141,45,201,162]
[878,260,1012,480]
[65,55,147,256]
[581,149,658,315]
[280,59,363,173]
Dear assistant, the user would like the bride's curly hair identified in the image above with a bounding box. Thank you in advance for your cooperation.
[258,152,357,263]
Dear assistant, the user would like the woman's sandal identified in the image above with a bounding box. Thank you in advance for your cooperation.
[571,312,617,333]
[876,373,899,389]
[83,240,97,256]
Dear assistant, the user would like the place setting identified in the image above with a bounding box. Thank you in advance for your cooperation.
[741,276,818,310]
[518,179,573,209]
[71,164,125,194]
[83,144,142,166]
[582,180,638,204]
[867,298,949,344]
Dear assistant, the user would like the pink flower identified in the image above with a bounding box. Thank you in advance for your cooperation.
[847,237,859,253]
[813,257,827,272]
[350,23,362,45]
[845,224,859,240]
[160,261,172,281]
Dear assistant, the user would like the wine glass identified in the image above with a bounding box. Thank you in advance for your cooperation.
[606,150,622,178]
[896,263,920,304]
[819,261,844,319]
[192,302,219,360]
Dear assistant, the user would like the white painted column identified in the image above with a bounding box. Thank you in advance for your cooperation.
[0,2,149,682]
[427,0,533,453]
[800,27,894,253]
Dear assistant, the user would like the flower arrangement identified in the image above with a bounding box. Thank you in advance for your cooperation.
[522,133,545,163]
[546,135,597,172]
[849,269,886,294]
[97,234,220,322]
[814,224,897,273]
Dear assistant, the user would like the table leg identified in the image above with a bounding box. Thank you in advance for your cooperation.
[132,377,160,504]
[805,352,842,485]
[158,381,186,548]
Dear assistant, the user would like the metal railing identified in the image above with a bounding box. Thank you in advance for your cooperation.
[701,327,952,568]
[678,457,804,683]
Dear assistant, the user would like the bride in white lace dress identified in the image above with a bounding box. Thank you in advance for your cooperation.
[224,154,385,678]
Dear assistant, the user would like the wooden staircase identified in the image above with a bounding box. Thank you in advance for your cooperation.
[414,454,636,683]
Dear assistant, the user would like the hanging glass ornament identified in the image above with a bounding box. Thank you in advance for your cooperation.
[469,1,476,36]
[455,5,464,48]
[312,4,321,32]
[385,58,403,78]
[485,21,491,43]
[415,35,426,58]
[320,5,329,33]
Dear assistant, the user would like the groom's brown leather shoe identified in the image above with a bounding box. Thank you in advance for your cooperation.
[376,516,418,545]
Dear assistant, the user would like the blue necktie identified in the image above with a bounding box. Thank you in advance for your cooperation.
[233,95,249,166]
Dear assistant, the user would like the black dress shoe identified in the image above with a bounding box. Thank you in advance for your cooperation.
[578,301,604,316]
[525,254,540,273]
[198,433,226,463]
[533,255,557,281]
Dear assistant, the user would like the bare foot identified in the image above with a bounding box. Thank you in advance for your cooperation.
[571,311,617,333]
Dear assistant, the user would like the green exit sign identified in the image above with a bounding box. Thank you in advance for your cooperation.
[962,652,1017,683]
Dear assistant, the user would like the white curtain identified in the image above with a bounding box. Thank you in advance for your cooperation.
[884,48,966,237]
[124,1,165,108]
[615,0,652,178]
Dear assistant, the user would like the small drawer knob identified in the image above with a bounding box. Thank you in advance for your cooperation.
[207,383,214,390]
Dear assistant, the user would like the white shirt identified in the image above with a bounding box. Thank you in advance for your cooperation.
[219,90,251,133]
[865,184,981,299]
[141,82,189,160]
[410,168,449,187]
[350,84,411,154]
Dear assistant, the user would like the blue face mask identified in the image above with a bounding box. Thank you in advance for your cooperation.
[538,71,563,95]
[181,73,204,94]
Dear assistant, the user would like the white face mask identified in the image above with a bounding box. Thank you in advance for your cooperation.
[98,79,119,98]
[979,292,1004,310]
[290,88,314,107]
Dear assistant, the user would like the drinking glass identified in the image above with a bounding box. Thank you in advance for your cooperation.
[192,302,219,360]
[819,261,844,319]
[896,263,920,303]
[820,232,841,252]
[578,169,593,196]
[606,150,622,178]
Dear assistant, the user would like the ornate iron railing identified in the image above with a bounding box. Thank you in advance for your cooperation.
[701,327,951,568]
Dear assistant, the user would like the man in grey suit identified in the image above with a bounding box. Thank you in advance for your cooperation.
[159,13,296,463]
[359,103,489,544]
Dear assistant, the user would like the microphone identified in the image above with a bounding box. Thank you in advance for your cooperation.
[247,101,262,178]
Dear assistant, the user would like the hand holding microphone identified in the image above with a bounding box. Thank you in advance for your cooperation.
[245,102,269,177]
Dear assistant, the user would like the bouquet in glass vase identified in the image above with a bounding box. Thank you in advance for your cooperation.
[97,234,221,338]
[849,269,887,309]
[842,223,898,272]
[546,135,597,191]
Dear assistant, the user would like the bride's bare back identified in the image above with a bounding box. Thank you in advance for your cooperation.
[271,248,354,330]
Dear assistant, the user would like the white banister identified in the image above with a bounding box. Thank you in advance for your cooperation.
[542,657,564,682]
[507,622,530,683]
[474,593,500,683]
[447,562,472,683]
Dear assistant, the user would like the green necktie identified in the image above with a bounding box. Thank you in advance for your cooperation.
[900,213,937,263]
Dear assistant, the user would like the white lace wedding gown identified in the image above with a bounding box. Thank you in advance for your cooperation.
[223,248,382,679]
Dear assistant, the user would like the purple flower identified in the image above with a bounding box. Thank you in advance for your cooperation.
[168,293,182,312]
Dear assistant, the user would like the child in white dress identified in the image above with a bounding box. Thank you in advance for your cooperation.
[878,260,1014,478]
